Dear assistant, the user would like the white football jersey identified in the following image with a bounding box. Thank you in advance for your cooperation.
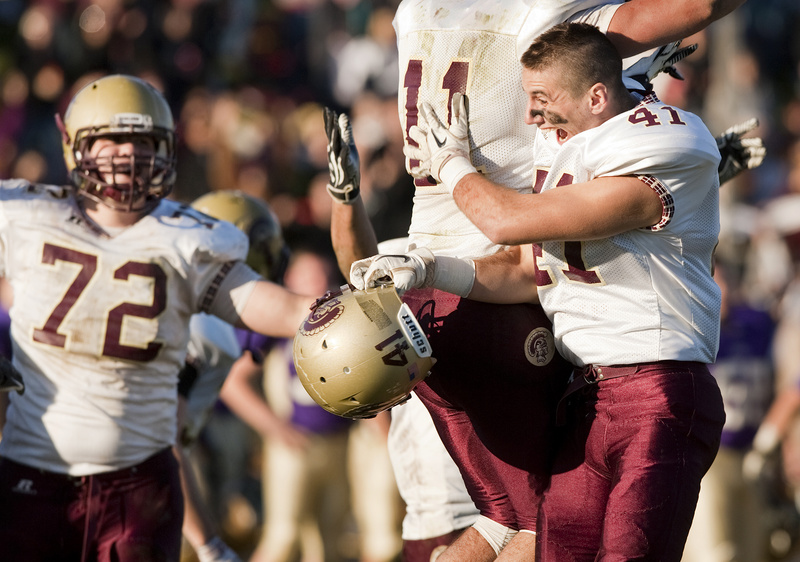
[394,0,621,259]
[181,313,243,445]
[374,237,478,539]
[534,95,722,366]
[0,181,248,475]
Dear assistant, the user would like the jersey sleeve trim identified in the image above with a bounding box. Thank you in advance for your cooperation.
[199,261,236,313]
[638,174,674,231]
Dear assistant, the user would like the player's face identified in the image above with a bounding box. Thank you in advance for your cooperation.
[522,66,594,145]
[88,135,156,194]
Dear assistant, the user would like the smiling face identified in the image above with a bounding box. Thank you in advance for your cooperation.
[519,22,635,144]
[59,75,177,216]
[88,135,157,195]
[522,64,600,145]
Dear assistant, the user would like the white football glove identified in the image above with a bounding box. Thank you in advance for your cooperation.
[350,248,435,293]
[324,107,360,204]
[0,355,23,394]
[195,536,242,562]
[623,40,698,91]
[403,93,476,189]
[742,448,771,483]
[716,117,766,185]
[646,41,698,82]
[350,247,476,297]
[742,423,781,483]
[404,124,432,179]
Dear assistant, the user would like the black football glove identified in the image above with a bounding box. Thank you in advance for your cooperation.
[323,107,360,204]
[716,118,766,185]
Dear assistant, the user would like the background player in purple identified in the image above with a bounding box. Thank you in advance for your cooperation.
[682,259,776,560]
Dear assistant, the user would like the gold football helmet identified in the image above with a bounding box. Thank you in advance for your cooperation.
[190,190,289,283]
[293,283,436,419]
[57,74,176,212]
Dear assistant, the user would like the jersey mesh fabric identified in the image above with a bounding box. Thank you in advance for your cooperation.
[535,98,721,366]
[394,0,615,259]
[0,183,248,474]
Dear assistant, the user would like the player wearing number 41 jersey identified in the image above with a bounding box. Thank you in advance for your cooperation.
[359,22,733,560]
[531,93,722,367]
[0,74,313,562]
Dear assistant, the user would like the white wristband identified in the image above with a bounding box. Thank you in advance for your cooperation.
[439,155,477,193]
[431,255,476,297]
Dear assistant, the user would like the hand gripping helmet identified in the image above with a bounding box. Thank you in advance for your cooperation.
[191,190,289,283]
[293,283,436,419]
[56,74,177,212]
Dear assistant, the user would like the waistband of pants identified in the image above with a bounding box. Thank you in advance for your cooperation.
[555,361,703,426]
[1,447,174,485]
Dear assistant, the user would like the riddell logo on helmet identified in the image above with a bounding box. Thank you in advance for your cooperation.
[110,112,154,131]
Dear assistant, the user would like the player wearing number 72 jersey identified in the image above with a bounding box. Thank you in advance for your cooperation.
[0,74,313,562]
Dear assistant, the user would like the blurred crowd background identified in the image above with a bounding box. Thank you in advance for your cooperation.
[2,0,800,561]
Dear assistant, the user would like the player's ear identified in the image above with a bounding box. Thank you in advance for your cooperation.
[587,82,608,115]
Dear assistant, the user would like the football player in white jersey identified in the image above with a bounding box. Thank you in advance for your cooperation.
[354,22,730,561]
[0,75,314,562]
[175,191,293,562]
[327,1,748,561]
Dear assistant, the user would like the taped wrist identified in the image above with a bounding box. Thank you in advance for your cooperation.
[439,155,477,193]
[472,515,518,555]
[410,248,475,297]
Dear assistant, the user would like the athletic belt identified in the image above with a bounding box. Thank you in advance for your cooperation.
[555,364,640,426]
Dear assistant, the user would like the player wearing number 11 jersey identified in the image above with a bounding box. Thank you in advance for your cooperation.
[384,1,740,559]
[395,0,622,259]
[391,2,625,556]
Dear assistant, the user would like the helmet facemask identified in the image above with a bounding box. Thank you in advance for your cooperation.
[57,75,178,214]
[67,119,176,213]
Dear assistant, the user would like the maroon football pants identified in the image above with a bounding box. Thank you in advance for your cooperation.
[403,287,571,532]
[0,448,184,562]
[538,362,725,561]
